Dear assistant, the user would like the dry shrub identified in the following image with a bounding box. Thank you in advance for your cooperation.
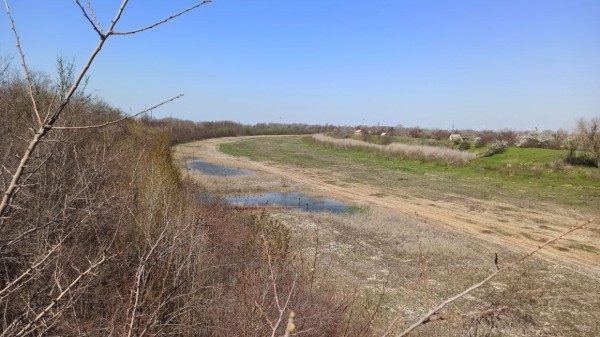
[477,140,507,158]
[200,210,374,336]
[312,134,475,165]
[1,72,211,335]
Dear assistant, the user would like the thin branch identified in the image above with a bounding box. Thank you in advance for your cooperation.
[395,214,600,337]
[4,0,42,126]
[125,215,171,337]
[271,274,297,337]
[74,0,103,37]
[255,300,275,330]
[0,0,126,219]
[261,232,298,337]
[263,234,282,312]
[87,0,103,32]
[14,254,109,337]
[0,235,68,300]
[111,1,212,36]
[53,94,183,130]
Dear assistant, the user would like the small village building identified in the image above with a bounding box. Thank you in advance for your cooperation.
[449,133,463,142]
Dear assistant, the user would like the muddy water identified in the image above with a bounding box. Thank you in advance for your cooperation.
[187,159,255,176]
[188,160,349,212]
[224,192,350,213]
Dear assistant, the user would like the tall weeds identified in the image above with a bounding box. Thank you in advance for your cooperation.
[313,134,476,165]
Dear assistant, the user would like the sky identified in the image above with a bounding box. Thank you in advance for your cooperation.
[0,1,598,130]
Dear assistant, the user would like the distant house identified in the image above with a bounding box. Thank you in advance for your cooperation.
[354,129,363,135]
[449,134,463,142]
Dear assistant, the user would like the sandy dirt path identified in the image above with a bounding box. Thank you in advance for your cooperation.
[175,136,600,279]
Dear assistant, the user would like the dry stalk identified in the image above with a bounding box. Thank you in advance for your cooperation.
[260,233,298,337]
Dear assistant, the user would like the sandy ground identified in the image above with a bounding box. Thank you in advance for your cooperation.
[174,136,600,281]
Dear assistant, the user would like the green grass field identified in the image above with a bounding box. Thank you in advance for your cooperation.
[220,136,600,211]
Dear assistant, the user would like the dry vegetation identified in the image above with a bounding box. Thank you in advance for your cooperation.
[149,118,336,145]
[3,1,599,336]
[312,134,476,165]
[0,2,376,336]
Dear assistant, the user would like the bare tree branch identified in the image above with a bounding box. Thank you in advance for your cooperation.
[261,233,298,337]
[74,0,103,37]
[4,0,42,126]
[13,253,109,337]
[111,1,212,36]
[0,0,201,218]
[395,214,600,337]
[0,0,117,218]
[53,94,183,130]
[0,0,140,218]
[0,236,68,300]
[87,0,103,33]
[270,275,297,337]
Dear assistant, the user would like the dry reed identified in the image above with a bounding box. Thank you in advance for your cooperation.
[312,134,476,165]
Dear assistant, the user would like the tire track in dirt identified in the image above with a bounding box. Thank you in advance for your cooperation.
[177,136,600,279]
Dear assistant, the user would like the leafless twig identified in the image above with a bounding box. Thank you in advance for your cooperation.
[74,0,103,36]
[112,1,212,36]
[53,94,183,130]
[4,0,42,126]
[12,253,109,337]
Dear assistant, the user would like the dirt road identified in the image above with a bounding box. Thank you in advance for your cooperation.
[175,136,600,279]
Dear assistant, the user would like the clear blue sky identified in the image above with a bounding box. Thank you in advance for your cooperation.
[1,1,598,130]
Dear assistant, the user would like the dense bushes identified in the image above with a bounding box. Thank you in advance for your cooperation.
[0,72,205,334]
[0,67,372,335]
[146,117,336,145]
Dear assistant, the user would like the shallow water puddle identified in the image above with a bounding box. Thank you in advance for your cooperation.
[223,192,350,213]
[187,159,254,176]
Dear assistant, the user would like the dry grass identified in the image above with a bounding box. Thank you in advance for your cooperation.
[273,207,600,336]
[313,134,476,165]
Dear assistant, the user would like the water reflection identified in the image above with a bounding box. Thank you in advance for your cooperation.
[223,192,350,213]
[187,160,254,176]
